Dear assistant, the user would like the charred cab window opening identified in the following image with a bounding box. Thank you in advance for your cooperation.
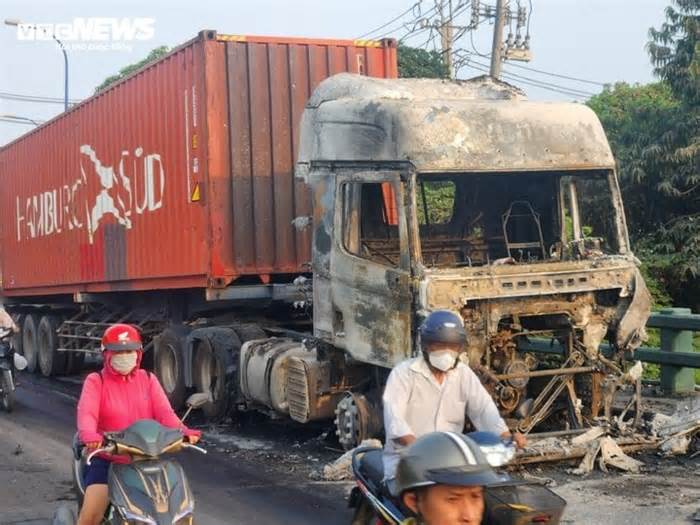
[415,171,622,268]
[341,181,402,267]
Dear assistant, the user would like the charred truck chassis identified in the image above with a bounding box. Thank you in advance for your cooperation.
[5,75,652,452]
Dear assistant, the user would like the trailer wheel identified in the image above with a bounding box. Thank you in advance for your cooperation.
[22,314,39,374]
[193,330,240,421]
[154,328,187,411]
[38,315,66,377]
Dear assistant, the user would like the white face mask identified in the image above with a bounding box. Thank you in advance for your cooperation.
[427,350,459,371]
[111,352,138,375]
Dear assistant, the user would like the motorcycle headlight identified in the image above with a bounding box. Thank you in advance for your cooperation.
[479,443,516,467]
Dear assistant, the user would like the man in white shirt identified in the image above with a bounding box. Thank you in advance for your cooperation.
[382,310,526,479]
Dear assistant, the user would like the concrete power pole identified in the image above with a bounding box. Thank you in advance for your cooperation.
[437,0,455,78]
[489,0,507,79]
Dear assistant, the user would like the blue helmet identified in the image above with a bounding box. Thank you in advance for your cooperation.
[419,310,466,348]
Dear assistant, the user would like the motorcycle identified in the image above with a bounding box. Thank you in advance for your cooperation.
[349,432,567,525]
[0,328,28,412]
[53,392,210,525]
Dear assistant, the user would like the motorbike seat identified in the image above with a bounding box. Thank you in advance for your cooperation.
[359,448,384,484]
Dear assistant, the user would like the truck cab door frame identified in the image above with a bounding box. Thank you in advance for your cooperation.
[327,165,414,368]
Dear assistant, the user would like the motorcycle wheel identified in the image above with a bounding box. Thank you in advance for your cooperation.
[1,369,14,412]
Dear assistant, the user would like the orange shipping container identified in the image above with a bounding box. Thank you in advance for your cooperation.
[0,30,398,296]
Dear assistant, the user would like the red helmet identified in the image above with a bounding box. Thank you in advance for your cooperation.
[101,324,143,352]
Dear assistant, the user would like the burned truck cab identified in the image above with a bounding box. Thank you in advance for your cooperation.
[297,74,651,445]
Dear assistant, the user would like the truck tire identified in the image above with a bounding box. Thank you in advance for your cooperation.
[22,314,39,374]
[38,315,66,377]
[154,328,188,411]
[192,329,241,421]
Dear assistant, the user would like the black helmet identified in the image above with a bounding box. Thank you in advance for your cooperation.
[419,310,466,348]
[396,432,500,495]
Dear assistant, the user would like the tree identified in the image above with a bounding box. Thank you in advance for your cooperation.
[588,82,681,237]
[94,46,170,93]
[588,1,700,308]
[643,1,700,306]
[397,44,449,78]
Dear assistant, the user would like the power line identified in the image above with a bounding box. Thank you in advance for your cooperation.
[0,91,81,105]
[357,1,422,39]
[504,61,607,87]
[0,117,44,126]
[384,4,441,41]
[463,57,593,99]
[500,65,597,96]
[456,44,606,90]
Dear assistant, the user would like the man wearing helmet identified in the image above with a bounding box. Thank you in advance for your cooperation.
[76,324,201,525]
[396,431,500,525]
[382,310,526,480]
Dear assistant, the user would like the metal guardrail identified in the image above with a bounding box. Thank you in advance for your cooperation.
[518,307,700,394]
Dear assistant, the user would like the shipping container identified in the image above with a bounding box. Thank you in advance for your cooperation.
[0,30,398,296]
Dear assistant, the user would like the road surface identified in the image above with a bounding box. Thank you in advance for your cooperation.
[1,373,697,524]
[0,373,352,524]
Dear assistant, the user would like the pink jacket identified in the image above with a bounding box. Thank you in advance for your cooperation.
[77,353,200,463]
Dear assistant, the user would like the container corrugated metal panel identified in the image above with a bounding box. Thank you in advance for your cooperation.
[0,31,398,297]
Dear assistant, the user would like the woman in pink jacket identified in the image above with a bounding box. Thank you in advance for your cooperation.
[77,323,201,525]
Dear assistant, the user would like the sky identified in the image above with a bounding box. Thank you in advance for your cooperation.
[0,0,672,146]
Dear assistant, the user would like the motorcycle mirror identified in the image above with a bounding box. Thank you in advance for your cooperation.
[186,392,211,409]
[13,353,27,371]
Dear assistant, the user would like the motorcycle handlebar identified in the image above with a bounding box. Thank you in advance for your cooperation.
[86,444,116,466]
[181,442,207,454]
[85,438,206,465]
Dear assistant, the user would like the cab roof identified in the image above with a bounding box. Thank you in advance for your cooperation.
[297,73,615,174]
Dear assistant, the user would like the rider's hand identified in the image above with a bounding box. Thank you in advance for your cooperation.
[85,441,103,451]
[511,432,527,449]
[186,434,200,445]
[501,431,527,449]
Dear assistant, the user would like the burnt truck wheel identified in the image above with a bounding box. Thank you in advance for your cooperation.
[38,315,66,377]
[154,328,187,411]
[334,392,383,450]
[21,314,39,374]
[192,328,241,421]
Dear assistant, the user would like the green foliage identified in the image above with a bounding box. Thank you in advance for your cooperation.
[397,44,449,78]
[417,181,455,224]
[587,2,700,309]
[94,46,170,93]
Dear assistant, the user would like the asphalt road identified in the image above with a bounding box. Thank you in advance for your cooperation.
[0,373,352,525]
[1,373,698,525]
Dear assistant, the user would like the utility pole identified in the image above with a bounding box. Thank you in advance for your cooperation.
[436,0,455,78]
[489,0,506,79]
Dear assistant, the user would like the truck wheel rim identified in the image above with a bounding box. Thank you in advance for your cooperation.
[23,324,35,368]
[160,344,178,393]
[38,325,49,372]
[196,342,219,403]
